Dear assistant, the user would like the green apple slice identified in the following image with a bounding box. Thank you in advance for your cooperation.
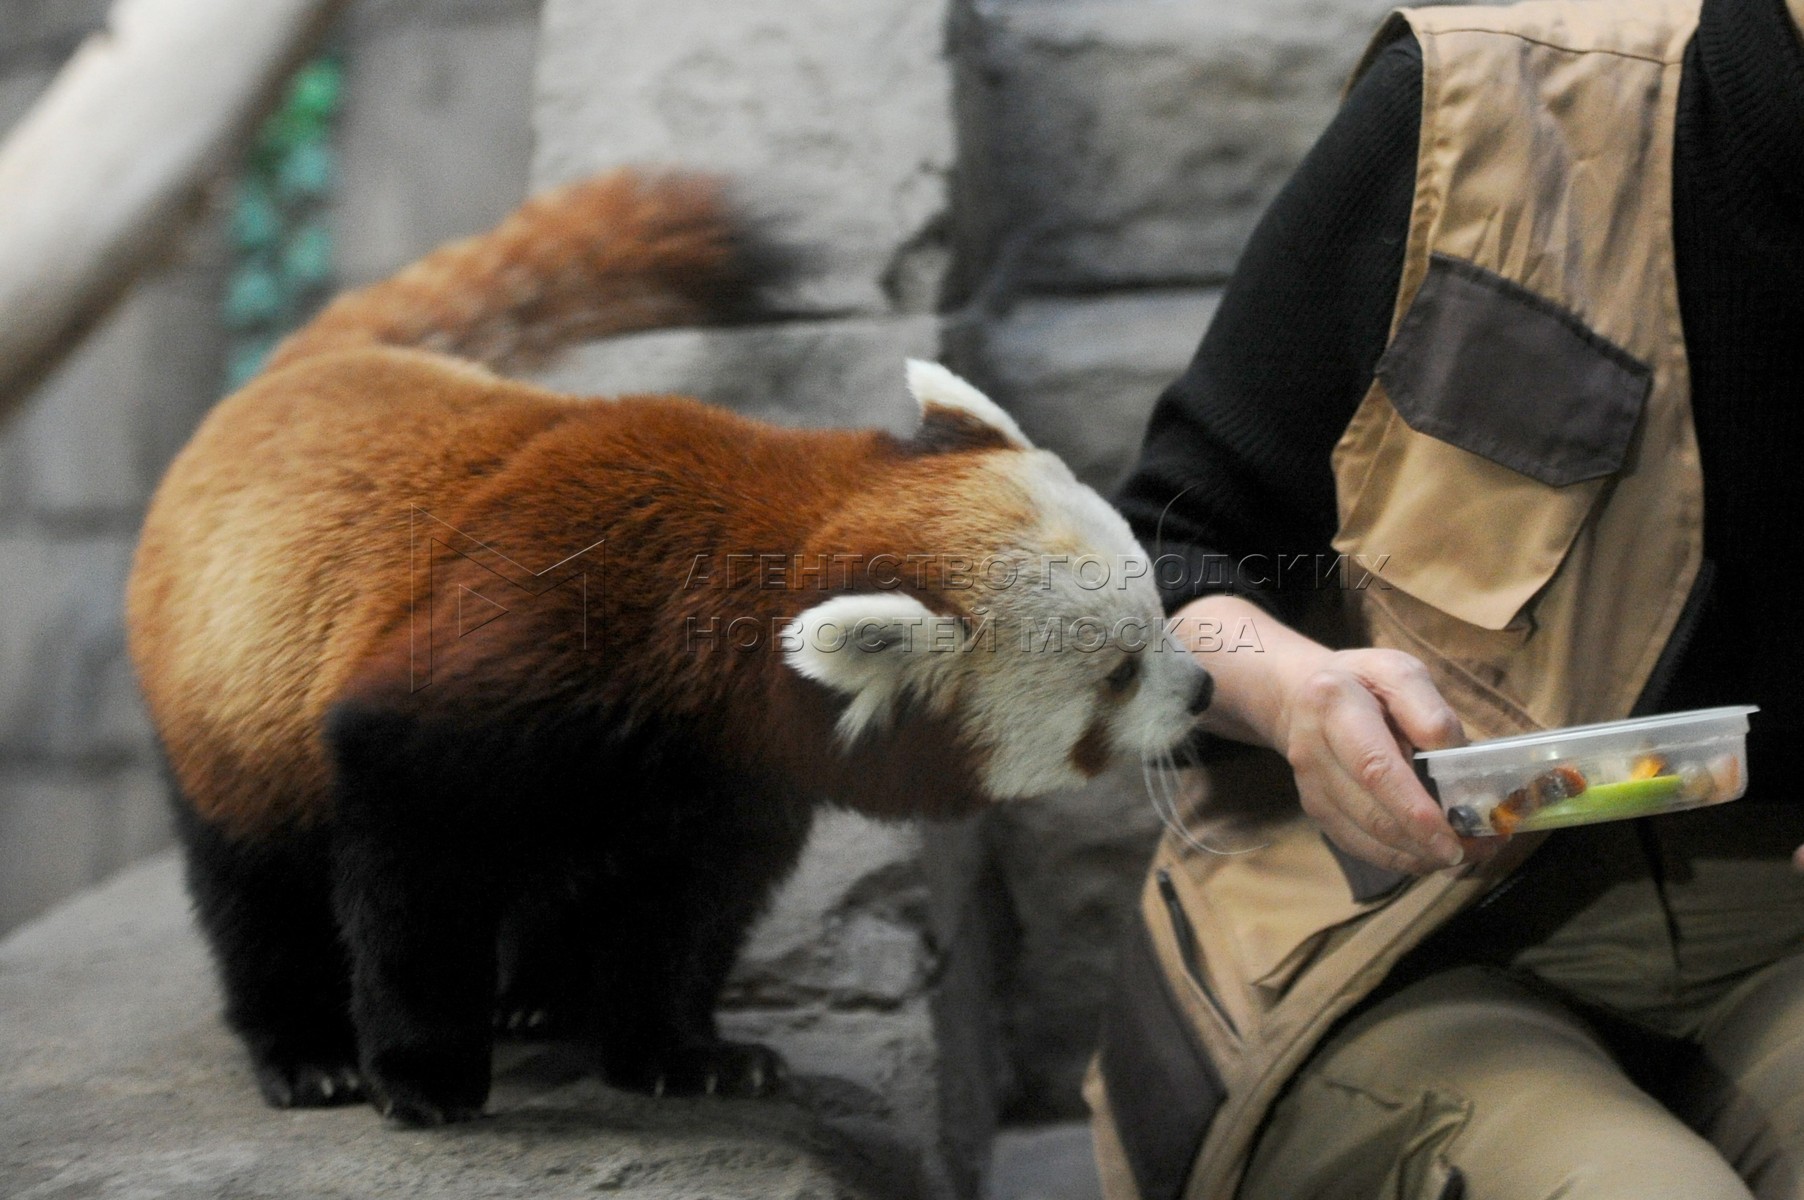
[1518,774,1686,830]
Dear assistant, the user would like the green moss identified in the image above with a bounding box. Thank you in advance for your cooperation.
[287,60,343,121]
[230,183,282,252]
[223,53,342,393]
[282,222,335,290]
[276,141,335,201]
[224,267,283,329]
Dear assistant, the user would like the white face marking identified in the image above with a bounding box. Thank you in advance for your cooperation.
[956,452,1206,798]
[782,449,1208,801]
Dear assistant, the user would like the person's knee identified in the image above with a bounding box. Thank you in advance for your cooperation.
[1528,1140,1753,1200]
[1245,968,1759,1200]
[1247,1072,1755,1200]
[1422,1029,1756,1199]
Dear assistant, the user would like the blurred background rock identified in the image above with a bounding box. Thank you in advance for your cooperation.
[0,0,1423,1194]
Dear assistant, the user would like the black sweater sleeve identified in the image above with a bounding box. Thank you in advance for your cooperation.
[1114,36,1423,625]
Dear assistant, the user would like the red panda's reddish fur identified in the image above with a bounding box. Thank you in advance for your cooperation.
[264,171,767,374]
[128,171,1021,839]
[124,168,1049,1121]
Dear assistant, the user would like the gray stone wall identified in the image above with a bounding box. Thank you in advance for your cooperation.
[0,0,543,934]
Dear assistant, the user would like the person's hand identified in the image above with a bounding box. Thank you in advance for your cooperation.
[1271,648,1484,874]
[1793,844,1804,873]
[1173,594,1496,875]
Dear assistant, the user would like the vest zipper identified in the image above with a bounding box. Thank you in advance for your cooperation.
[1155,867,1239,1038]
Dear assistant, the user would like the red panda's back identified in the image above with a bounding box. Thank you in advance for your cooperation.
[126,348,586,833]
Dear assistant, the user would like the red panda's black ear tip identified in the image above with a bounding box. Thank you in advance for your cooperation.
[909,408,1021,455]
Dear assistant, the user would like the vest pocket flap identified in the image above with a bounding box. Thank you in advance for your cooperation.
[1377,254,1651,487]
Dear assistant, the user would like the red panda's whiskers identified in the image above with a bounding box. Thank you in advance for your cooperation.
[1141,749,1266,858]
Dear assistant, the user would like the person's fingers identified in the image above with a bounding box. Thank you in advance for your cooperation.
[1794,843,1804,872]
[1458,833,1505,865]
[1307,804,1445,876]
[1355,650,1468,753]
[1383,722,1496,866]
[1318,692,1459,864]
[1290,671,1462,870]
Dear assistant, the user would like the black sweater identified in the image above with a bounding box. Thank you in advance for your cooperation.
[1117,0,1804,774]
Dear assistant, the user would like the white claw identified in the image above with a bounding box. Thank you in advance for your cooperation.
[318,1076,336,1100]
[704,1072,719,1096]
[526,1010,547,1029]
[749,1063,766,1092]
[653,1074,667,1099]
[507,1010,524,1031]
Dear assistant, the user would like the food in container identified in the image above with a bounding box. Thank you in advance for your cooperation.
[1415,706,1757,836]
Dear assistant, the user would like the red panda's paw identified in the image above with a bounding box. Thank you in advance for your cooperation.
[252,1056,365,1109]
[492,1002,571,1041]
[369,1082,486,1128]
[376,1093,485,1128]
[609,1039,787,1100]
[362,1048,491,1127]
[492,975,585,1042]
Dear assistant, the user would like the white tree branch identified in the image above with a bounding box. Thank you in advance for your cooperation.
[0,0,351,412]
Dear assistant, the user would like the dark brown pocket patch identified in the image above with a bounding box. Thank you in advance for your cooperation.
[1376,254,1651,487]
[1099,917,1225,1200]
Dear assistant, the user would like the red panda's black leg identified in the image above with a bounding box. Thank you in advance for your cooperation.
[174,802,364,1108]
[584,783,813,1099]
[484,841,768,1092]
[329,822,501,1126]
[325,702,510,1127]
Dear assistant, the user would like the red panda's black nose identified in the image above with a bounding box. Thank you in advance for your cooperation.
[1187,670,1214,716]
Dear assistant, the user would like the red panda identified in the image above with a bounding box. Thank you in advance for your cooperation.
[125,170,1211,1126]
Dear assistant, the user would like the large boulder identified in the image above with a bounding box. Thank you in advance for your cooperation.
[0,824,969,1200]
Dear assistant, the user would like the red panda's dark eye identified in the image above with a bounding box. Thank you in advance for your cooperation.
[1104,656,1140,694]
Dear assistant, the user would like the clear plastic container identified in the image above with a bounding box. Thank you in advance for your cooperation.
[1415,706,1758,836]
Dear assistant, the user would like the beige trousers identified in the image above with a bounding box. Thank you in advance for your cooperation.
[1239,808,1804,1200]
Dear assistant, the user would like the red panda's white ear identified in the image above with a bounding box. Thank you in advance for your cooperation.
[784,592,964,742]
[905,359,1032,453]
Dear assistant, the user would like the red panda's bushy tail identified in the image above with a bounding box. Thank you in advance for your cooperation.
[265,169,782,376]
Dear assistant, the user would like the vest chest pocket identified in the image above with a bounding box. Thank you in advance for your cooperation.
[1332,254,1653,633]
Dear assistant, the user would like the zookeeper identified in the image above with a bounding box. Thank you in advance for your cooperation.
[1089,0,1804,1197]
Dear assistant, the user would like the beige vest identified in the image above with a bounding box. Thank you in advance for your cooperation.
[1087,3,1703,1197]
